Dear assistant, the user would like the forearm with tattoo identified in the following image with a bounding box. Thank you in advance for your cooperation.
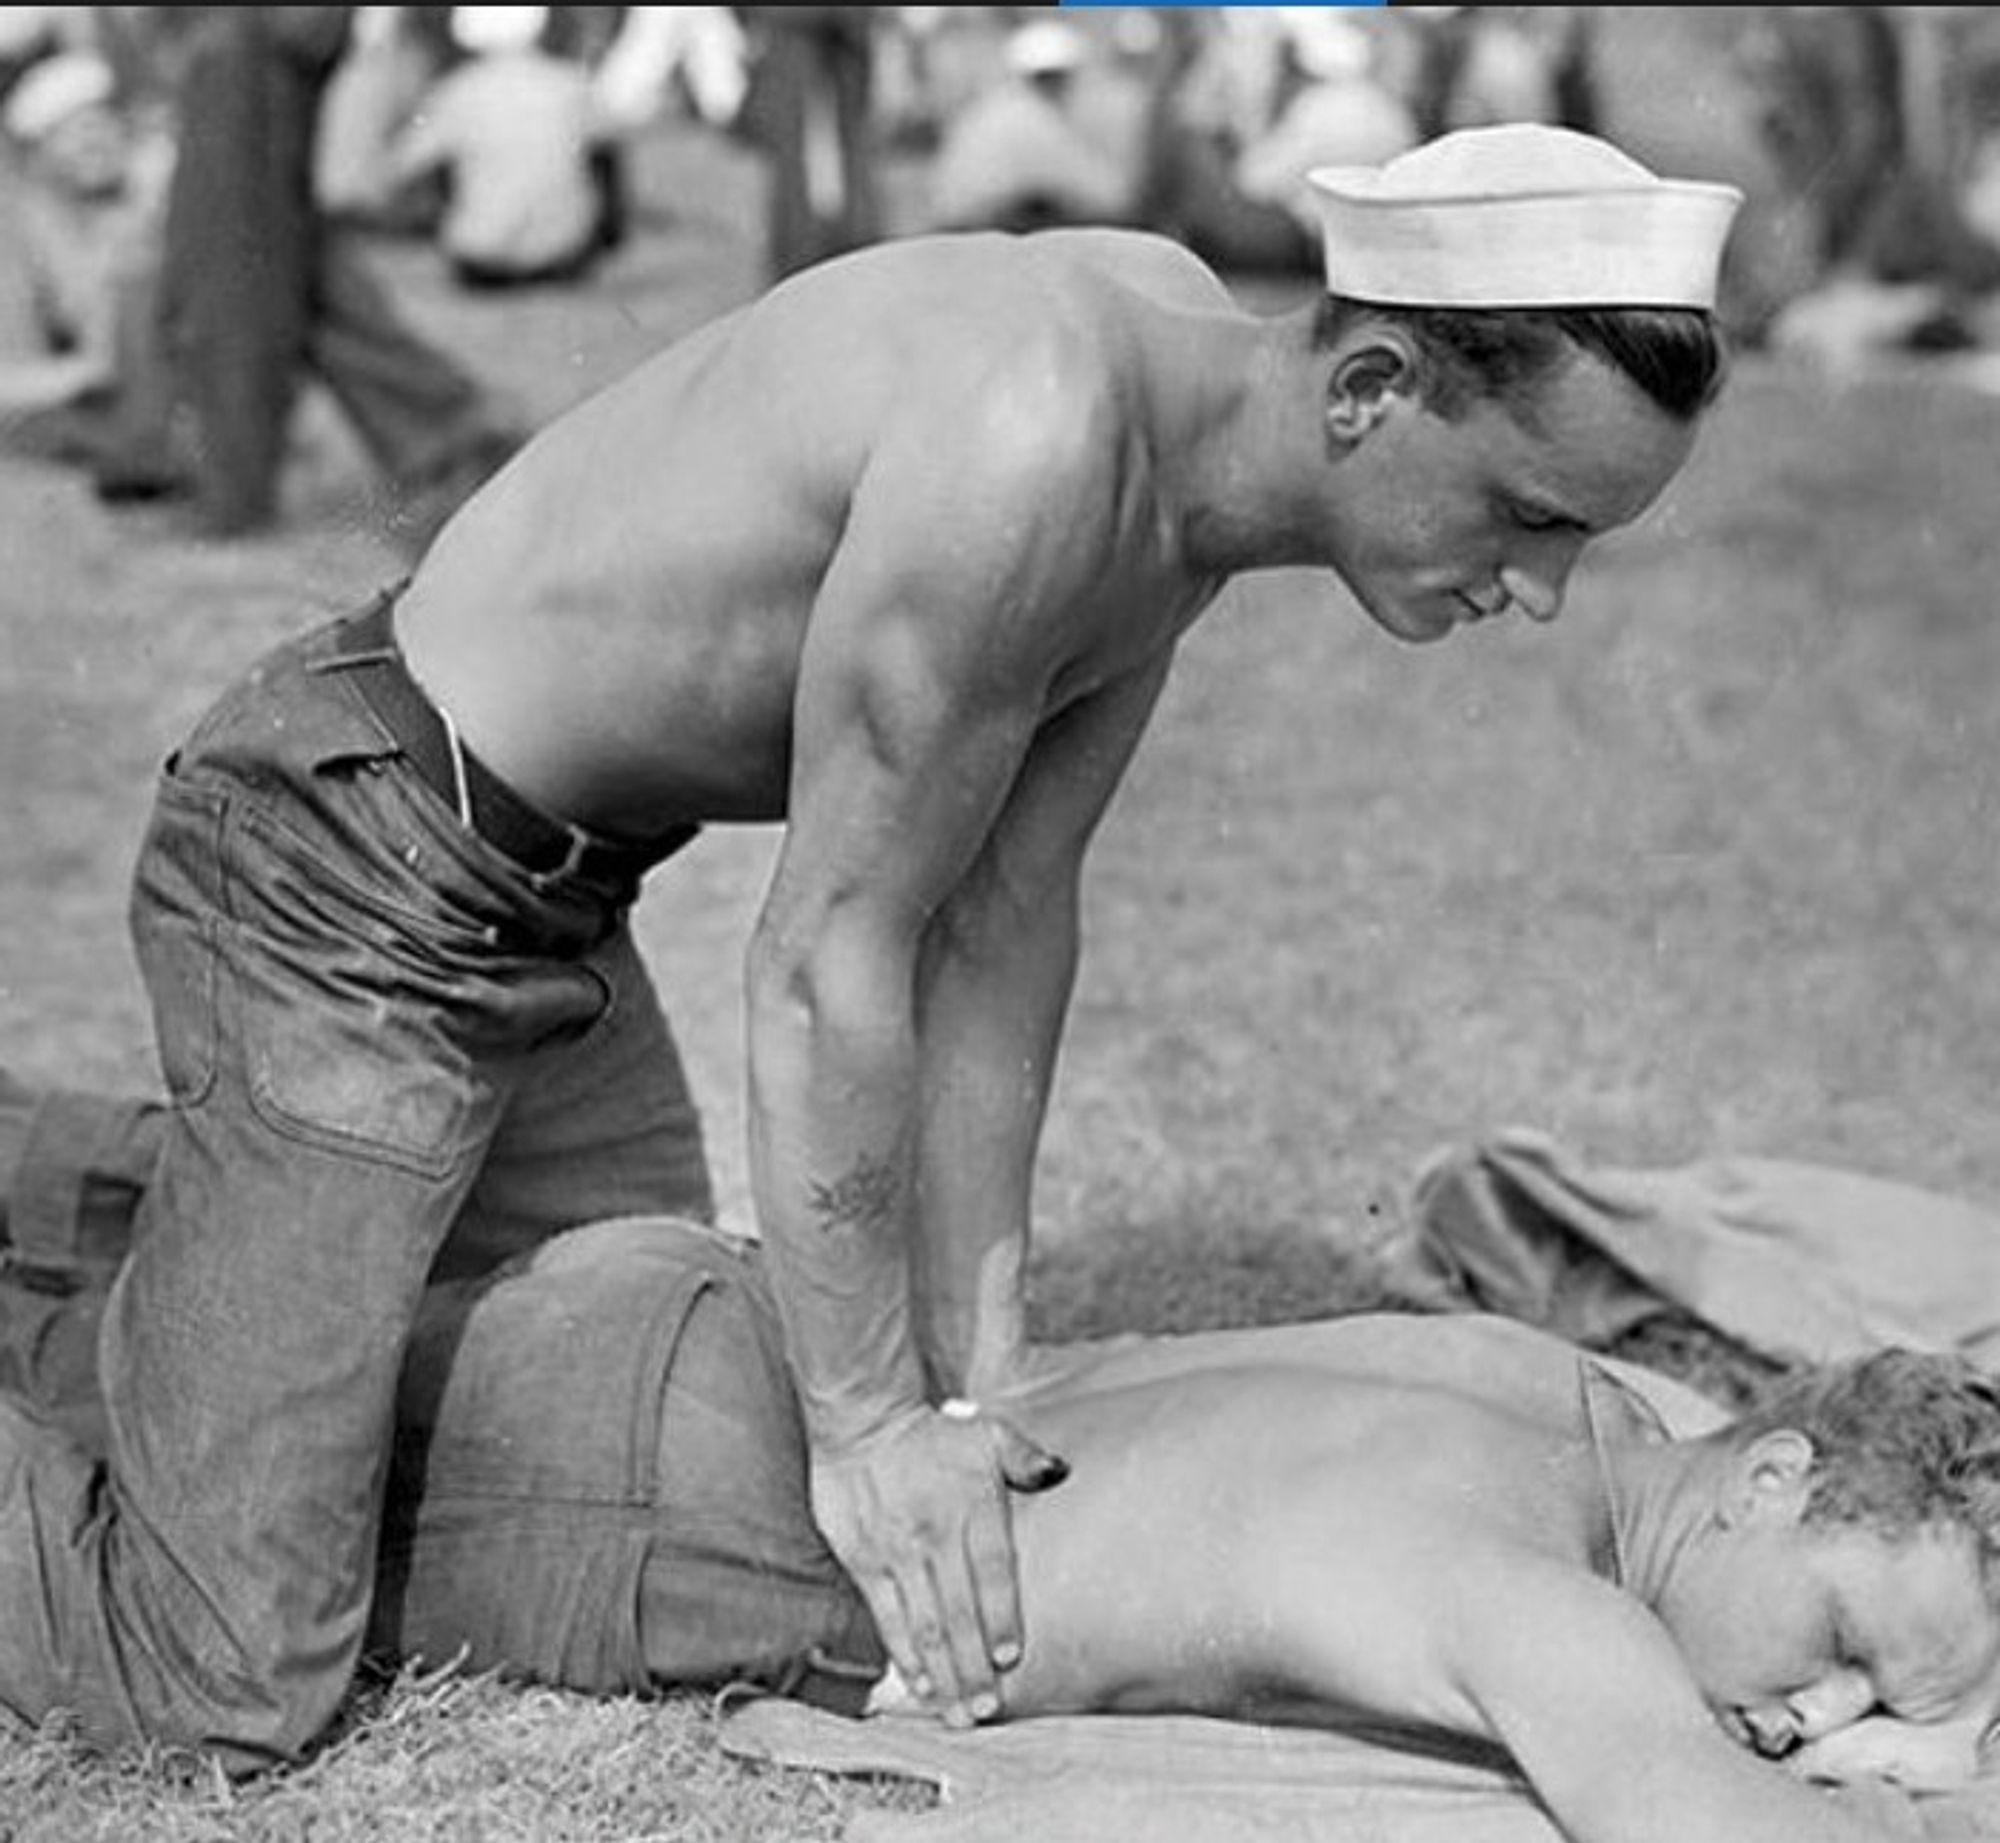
[809,1154,902,1237]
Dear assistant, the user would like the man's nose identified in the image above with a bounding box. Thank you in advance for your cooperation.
[1739,1704,1800,1757]
[1498,556,1572,625]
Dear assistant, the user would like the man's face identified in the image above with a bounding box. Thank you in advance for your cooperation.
[1665,1512,2000,1761]
[1326,346,1698,646]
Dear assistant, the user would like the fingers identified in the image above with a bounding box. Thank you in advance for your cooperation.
[858,1485,1008,1726]
[929,1418,1052,1696]
[854,1554,942,1717]
[960,1456,1023,1679]
[812,1409,1063,1728]
[926,1511,1008,1724]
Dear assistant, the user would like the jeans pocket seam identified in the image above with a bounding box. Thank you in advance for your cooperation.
[174,920,222,1109]
[242,1068,467,1182]
[134,775,227,1109]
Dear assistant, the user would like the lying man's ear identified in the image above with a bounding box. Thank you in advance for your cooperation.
[1719,1428,1815,1530]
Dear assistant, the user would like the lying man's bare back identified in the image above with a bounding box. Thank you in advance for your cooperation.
[999,1313,1721,1723]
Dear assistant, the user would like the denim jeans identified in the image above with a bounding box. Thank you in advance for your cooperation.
[0,1087,882,1727]
[0,606,714,1766]
[373,1217,883,1702]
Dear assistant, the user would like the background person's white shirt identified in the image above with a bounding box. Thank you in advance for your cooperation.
[395,47,604,274]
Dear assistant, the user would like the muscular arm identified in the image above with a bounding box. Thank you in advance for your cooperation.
[745,359,1133,1715]
[911,655,1170,1397]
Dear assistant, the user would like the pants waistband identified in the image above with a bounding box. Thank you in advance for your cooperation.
[318,590,697,889]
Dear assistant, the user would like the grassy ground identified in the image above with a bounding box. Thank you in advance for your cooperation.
[7,95,2000,1840]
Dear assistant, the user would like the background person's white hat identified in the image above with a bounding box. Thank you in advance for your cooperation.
[1307,124,1744,311]
[1006,20,1086,78]
[3,48,113,147]
[449,5,549,57]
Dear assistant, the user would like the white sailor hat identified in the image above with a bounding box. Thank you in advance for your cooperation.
[1307,124,1744,312]
[3,49,114,147]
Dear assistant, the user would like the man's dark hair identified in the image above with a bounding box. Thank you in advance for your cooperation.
[1314,292,1728,425]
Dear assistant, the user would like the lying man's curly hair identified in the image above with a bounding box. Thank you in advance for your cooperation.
[1726,1349,2000,1576]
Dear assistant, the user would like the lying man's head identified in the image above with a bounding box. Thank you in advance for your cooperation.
[1655,1349,2000,1767]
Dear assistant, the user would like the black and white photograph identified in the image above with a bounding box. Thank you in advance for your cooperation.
[3,6,2000,1838]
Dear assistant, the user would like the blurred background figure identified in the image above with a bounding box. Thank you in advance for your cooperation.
[561,4,752,250]
[1228,12,1418,241]
[736,6,881,282]
[151,5,520,544]
[0,44,184,503]
[1397,6,1593,138]
[591,5,748,143]
[1130,9,1413,277]
[315,5,449,236]
[924,17,1147,234]
[1741,5,2000,370]
[0,5,94,104]
[388,5,619,291]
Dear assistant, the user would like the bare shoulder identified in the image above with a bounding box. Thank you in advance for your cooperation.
[790,225,1236,322]
[747,230,1237,439]
[739,236,1220,572]
[1028,1309,1604,1416]
[1017,225,1245,315]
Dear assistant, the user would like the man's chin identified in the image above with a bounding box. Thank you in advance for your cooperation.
[1367,599,1458,646]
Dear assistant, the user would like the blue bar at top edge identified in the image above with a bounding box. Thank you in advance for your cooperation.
[1061,3,1388,9]
[1060,3,1389,9]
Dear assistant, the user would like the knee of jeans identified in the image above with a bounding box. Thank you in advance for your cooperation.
[151,1645,357,1772]
[0,1403,353,1768]
[258,1655,359,1764]
[105,1547,364,1765]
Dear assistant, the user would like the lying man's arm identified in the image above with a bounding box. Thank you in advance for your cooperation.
[1456,1562,1923,1843]
[1791,1697,2000,1794]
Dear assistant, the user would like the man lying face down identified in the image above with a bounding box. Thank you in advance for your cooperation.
[2,1088,1996,1843]
[378,1221,2000,1833]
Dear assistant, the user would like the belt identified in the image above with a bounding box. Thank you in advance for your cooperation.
[324,593,696,887]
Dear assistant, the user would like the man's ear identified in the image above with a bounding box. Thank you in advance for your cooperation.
[1719,1429,1815,1530]
[1325,331,1420,446]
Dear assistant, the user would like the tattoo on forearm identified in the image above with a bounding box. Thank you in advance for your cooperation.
[809,1156,901,1236]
